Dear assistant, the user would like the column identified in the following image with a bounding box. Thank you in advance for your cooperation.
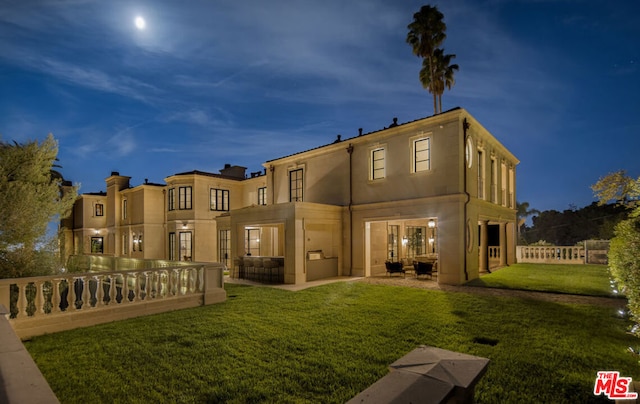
[479,220,489,273]
[499,222,507,267]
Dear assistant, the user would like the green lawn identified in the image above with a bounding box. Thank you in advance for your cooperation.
[25,281,637,403]
[466,263,616,297]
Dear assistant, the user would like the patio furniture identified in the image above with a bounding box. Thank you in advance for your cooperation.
[385,261,405,277]
[414,261,433,279]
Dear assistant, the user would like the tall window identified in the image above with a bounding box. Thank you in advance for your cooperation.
[387,225,399,262]
[90,237,103,254]
[168,188,175,211]
[509,168,515,208]
[122,199,127,220]
[258,187,267,205]
[179,231,192,261]
[219,229,230,267]
[477,150,484,199]
[501,162,507,206]
[169,232,176,260]
[490,158,497,203]
[138,235,143,252]
[210,189,229,211]
[123,233,129,255]
[414,137,431,172]
[406,226,426,258]
[179,186,192,210]
[371,148,385,180]
[95,203,104,217]
[245,228,260,256]
[290,168,303,202]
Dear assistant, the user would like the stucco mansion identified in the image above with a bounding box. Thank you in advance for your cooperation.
[62,108,519,286]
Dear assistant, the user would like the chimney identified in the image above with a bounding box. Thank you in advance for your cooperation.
[333,134,342,143]
[358,128,363,136]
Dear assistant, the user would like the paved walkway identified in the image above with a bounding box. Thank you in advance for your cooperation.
[224,275,625,307]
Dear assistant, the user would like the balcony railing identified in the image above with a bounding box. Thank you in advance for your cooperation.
[516,246,584,264]
[0,263,226,339]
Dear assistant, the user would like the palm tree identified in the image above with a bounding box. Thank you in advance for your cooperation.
[420,49,459,113]
[406,5,446,115]
[434,49,459,113]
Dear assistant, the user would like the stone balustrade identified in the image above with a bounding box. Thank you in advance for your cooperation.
[516,246,584,264]
[0,263,226,339]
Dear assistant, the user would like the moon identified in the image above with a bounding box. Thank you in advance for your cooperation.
[135,16,146,30]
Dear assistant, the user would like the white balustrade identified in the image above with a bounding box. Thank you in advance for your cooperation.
[516,246,584,264]
[0,264,226,339]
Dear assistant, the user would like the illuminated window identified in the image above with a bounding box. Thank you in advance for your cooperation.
[290,168,303,202]
[179,231,192,261]
[95,203,104,217]
[371,148,385,180]
[179,186,192,210]
[90,237,103,254]
[413,137,431,172]
[210,189,229,211]
[169,232,176,260]
[122,199,127,220]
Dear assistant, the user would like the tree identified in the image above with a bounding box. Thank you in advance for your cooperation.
[591,170,639,206]
[0,134,77,278]
[430,48,459,113]
[592,171,640,336]
[407,5,447,115]
[516,201,539,242]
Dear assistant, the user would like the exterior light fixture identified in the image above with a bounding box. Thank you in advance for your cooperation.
[402,236,408,246]
[428,219,436,228]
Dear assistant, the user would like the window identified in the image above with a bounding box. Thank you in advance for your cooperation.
[490,158,497,203]
[168,188,175,211]
[371,148,385,180]
[95,203,104,217]
[413,137,431,172]
[132,234,137,251]
[90,237,103,254]
[210,189,229,211]
[477,150,484,199]
[245,228,260,256]
[169,232,176,261]
[509,168,515,208]
[289,168,303,202]
[133,234,143,252]
[501,162,508,206]
[179,186,192,210]
[406,226,427,258]
[219,229,230,267]
[123,233,129,255]
[387,225,399,262]
[138,234,143,252]
[258,187,267,206]
[122,199,127,220]
[179,232,192,261]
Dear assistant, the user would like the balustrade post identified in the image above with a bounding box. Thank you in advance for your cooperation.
[52,279,61,313]
[123,274,130,303]
[94,276,103,308]
[68,277,77,311]
[81,276,90,310]
[109,275,116,305]
[32,281,44,317]
[17,282,28,318]
[132,273,140,302]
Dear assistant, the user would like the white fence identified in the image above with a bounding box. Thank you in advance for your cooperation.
[0,263,226,339]
[516,246,584,264]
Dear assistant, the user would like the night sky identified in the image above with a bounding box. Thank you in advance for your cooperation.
[1,0,638,213]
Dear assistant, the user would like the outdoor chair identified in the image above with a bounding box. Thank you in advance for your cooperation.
[385,261,405,277]
[414,261,433,279]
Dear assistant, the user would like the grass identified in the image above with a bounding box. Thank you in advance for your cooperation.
[25,279,638,403]
[466,263,616,297]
